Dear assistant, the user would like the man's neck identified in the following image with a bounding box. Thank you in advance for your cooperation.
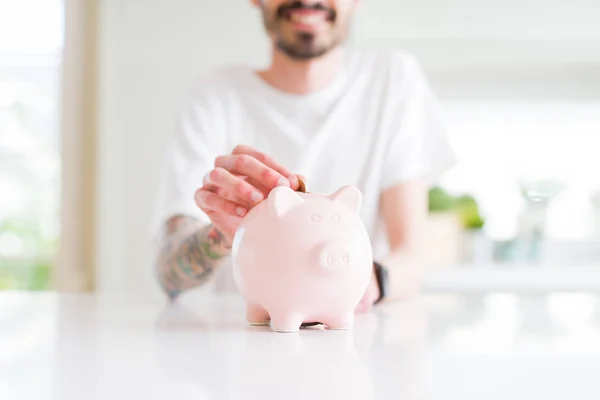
[257,47,345,95]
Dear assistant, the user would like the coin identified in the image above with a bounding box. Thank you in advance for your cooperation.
[297,177,306,193]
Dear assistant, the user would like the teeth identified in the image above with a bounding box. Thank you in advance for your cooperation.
[290,14,324,25]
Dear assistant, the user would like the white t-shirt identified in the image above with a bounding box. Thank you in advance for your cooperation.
[152,49,456,292]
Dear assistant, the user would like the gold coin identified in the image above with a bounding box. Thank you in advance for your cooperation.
[297,177,307,193]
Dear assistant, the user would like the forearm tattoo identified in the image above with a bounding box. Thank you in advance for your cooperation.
[155,216,231,299]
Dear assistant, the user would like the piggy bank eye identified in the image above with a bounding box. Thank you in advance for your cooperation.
[331,214,340,222]
[311,214,322,222]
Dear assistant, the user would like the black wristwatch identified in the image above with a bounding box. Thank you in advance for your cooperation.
[372,261,389,304]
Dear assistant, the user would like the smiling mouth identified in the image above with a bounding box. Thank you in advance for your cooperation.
[278,4,336,25]
[287,11,334,24]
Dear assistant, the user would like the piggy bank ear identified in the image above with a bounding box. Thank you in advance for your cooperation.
[329,186,362,212]
[268,186,304,218]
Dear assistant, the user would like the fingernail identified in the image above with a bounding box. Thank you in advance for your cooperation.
[196,191,207,204]
[251,191,263,203]
[278,177,289,187]
[236,207,247,217]
[288,175,298,188]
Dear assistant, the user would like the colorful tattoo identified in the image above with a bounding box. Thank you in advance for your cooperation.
[155,216,231,299]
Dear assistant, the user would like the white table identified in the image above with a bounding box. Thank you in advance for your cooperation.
[1,290,600,400]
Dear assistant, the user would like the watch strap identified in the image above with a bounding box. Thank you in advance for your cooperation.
[373,261,388,304]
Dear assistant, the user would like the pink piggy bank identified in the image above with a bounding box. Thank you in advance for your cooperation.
[231,185,373,332]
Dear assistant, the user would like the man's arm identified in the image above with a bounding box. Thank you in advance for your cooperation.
[154,215,232,299]
[377,179,429,300]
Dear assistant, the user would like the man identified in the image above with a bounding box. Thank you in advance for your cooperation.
[152,0,455,312]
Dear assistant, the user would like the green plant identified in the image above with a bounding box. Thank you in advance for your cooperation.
[428,187,485,230]
[454,195,485,230]
[0,263,52,291]
[428,186,456,212]
[0,217,57,291]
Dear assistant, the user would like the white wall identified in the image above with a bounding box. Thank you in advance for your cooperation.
[96,0,600,295]
[352,0,600,99]
[354,0,600,63]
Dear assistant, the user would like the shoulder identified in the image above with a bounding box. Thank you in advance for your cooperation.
[187,64,249,97]
[170,67,248,152]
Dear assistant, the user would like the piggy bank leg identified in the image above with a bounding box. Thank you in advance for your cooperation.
[324,310,354,330]
[246,302,270,326]
[270,313,304,333]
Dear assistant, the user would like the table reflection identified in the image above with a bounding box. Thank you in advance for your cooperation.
[152,298,429,400]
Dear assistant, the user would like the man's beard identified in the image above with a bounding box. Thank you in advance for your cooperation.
[276,32,338,60]
[263,1,345,60]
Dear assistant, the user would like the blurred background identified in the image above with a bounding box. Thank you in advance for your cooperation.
[1,0,599,296]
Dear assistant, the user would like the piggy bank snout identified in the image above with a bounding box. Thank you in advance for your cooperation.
[318,242,353,269]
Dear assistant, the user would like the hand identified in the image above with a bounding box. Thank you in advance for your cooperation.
[355,267,381,313]
[194,144,300,244]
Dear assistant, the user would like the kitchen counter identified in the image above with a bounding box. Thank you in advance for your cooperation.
[1,290,600,400]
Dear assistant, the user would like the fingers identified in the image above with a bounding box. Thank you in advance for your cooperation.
[243,176,274,197]
[214,178,270,209]
[203,167,264,206]
[198,145,301,222]
[195,187,248,218]
[229,145,300,190]
[214,154,290,193]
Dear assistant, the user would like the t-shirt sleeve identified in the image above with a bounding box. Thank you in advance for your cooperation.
[380,54,457,190]
[150,87,225,239]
